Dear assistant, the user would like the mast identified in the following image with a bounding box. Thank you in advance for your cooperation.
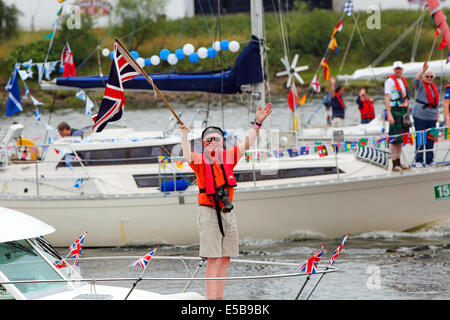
[250,0,266,125]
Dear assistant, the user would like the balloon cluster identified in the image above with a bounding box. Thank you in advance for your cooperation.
[101,40,240,67]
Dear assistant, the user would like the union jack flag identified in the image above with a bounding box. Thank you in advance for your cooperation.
[53,259,68,269]
[69,232,88,266]
[328,233,349,266]
[133,247,158,269]
[93,41,140,132]
[299,244,324,274]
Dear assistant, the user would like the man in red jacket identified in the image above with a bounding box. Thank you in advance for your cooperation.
[180,103,272,299]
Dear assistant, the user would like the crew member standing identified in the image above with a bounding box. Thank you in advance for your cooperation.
[412,62,440,166]
[356,88,375,124]
[330,77,345,127]
[384,61,410,172]
[181,103,272,300]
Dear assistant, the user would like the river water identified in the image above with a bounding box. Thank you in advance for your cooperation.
[2,96,449,300]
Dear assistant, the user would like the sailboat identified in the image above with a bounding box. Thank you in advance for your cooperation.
[0,0,449,247]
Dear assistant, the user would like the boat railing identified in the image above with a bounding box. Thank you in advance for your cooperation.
[0,255,338,300]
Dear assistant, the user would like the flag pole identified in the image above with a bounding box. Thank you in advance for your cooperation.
[124,247,157,300]
[114,37,184,126]
[183,258,206,292]
[294,274,312,300]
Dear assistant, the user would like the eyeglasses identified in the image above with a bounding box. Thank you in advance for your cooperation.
[204,136,222,143]
[425,75,434,79]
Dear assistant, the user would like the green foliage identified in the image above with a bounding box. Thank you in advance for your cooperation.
[113,0,165,50]
[4,14,99,75]
[0,0,21,40]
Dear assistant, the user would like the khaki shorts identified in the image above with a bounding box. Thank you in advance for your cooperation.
[197,206,239,258]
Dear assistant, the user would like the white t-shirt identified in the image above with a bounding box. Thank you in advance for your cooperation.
[384,77,408,107]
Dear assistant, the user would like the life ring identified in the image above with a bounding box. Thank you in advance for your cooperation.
[16,138,39,161]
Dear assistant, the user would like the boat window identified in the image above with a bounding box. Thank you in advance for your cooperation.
[56,144,179,168]
[132,166,343,188]
[0,240,72,299]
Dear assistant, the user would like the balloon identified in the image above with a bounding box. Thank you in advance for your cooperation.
[189,52,199,63]
[130,50,139,59]
[136,57,145,68]
[175,49,185,60]
[102,48,110,57]
[167,53,178,65]
[160,49,170,61]
[207,47,217,58]
[110,51,114,60]
[144,58,152,66]
[220,40,229,50]
[183,43,195,55]
[150,55,161,66]
[229,40,240,52]
[197,47,207,59]
[212,41,221,51]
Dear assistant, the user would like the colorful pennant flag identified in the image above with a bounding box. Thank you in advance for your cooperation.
[69,232,88,267]
[329,36,340,54]
[329,234,349,266]
[53,259,68,268]
[299,244,325,274]
[60,41,77,78]
[310,75,321,93]
[300,144,310,155]
[133,247,158,269]
[332,20,343,37]
[358,138,368,147]
[315,145,328,157]
[321,58,330,81]
[287,148,299,157]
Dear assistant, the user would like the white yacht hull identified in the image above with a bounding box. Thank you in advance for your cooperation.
[2,166,449,247]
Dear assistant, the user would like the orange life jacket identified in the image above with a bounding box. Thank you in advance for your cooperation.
[387,74,409,106]
[421,80,439,108]
[201,151,237,196]
[359,97,375,121]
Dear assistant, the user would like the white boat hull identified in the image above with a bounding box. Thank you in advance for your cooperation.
[2,166,449,247]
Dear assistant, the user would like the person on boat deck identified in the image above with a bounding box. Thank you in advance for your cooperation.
[412,62,440,167]
[356,88,375,124]
[57,122,83,137]
[384,61,410,172]
[444,83,450,127]
[330,77,345,127]
[180,103,272,300]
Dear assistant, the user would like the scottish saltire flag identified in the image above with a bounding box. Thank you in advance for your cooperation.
[344,0,354,16]
[93,41,140,132]
[329,234,349,266]
[299,245,324,274]
[5,69,23,116]
[69,232,87,266]
[133,247,158,269]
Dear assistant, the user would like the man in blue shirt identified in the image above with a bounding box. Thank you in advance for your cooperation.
[57,122,83,137]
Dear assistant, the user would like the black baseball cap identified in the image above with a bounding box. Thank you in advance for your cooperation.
[202,126,224,139]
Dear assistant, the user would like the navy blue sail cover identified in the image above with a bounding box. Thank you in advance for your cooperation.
[56,36,263,94]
